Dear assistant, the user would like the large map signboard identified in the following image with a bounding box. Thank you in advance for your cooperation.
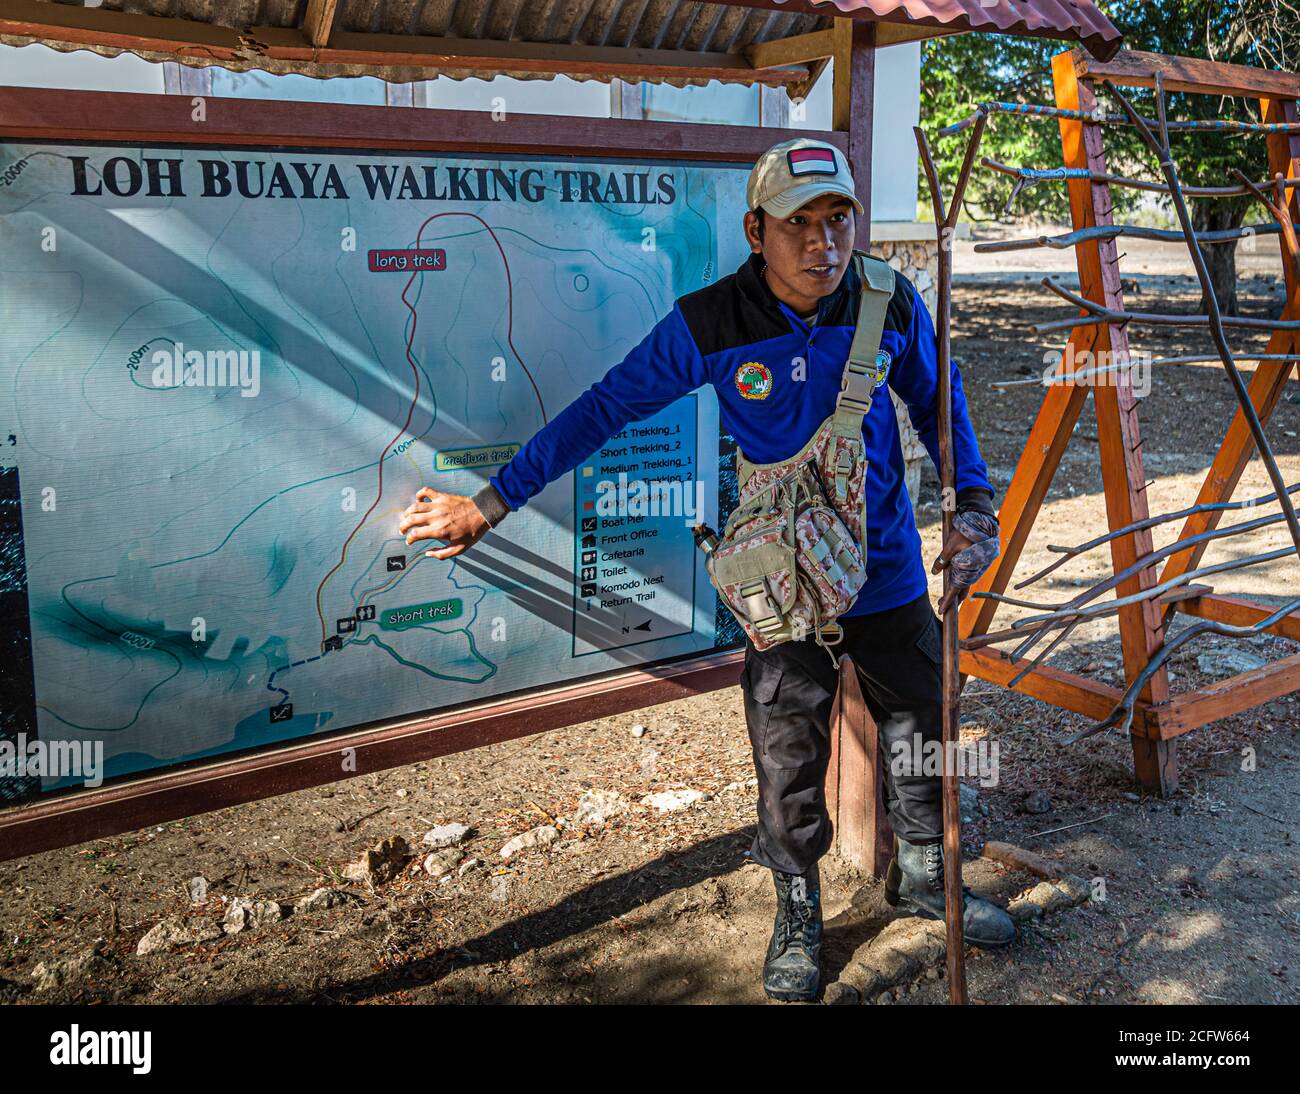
[0,132,751,810]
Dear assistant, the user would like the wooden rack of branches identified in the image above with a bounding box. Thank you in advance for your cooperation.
[915,49,1300,798]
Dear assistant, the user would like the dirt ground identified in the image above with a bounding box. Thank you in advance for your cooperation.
[2,235,1298,1006]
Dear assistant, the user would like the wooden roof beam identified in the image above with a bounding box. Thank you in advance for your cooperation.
[875,21,963,48]
[750,19,965,108]
[744,20,961,71]
[744,26,834,69]
[252,27,809,82]
[0,0,242,58]
[302,0,338,50]
[1074,48,1300,100]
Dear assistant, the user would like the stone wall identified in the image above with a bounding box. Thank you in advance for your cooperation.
[870,237,940,506]
[873,238,938,314]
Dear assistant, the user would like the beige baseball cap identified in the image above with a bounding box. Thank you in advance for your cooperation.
[746,137,864,218]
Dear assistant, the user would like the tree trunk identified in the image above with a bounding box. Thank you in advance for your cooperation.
[1191,200,1244,316]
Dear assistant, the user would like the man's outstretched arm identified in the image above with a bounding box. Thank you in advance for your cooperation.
[400,304,707,558]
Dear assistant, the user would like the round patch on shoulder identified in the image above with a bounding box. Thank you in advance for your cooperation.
[735,361,773,401]
[872,349,892,386]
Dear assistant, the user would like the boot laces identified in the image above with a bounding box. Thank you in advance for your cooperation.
[777,873,818,951]
[922,841,978,903]
[925,841,943,886]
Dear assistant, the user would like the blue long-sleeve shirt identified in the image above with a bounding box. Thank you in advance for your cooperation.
[487,251,994,616]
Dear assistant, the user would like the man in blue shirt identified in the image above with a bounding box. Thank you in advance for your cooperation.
[400,138,1014,1001]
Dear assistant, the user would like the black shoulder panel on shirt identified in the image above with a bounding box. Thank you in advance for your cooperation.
[676,268,792,359]
[674,253,921,360]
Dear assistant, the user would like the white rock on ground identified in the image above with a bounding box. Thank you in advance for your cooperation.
[841,918,947,1002]
[569,789,626,829]
[641,788,707,813]
[31,945,108,992]
[187,876,209,904]
[423,849,465,877]
[223,897,286,935]
[136,915,223,956]
[1197,647,1267,675]
[822,981,860,1005]
[499,825,560,860]
[342,834,412,886]
[294,887,351,913]
[1007,874,1092,920]
[422,822,472,849]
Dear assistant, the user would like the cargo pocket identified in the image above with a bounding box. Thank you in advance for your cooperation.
[914,611,943,673]
[741,650,784,755]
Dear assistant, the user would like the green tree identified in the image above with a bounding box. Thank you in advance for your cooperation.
[1226,0,1300,71]
[920,1,1279,314]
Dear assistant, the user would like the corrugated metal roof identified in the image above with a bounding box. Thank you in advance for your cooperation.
[8,0,1123,85]
[86,0,819,54]
[820,0,1121,60]
[13,0,826,85]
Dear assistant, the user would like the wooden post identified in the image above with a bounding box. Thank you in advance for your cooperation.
[1049,52,1176,794]
[833,17,876,251]
[827,16,890,876]
[827,658,892,875]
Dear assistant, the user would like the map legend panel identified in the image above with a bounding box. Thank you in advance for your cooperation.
[571,395,698,655]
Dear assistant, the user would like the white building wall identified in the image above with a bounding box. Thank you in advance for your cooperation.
[1,42,164,92]
[866,42,922,223]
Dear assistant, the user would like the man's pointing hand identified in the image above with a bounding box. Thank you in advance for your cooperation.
[399,487,489,560]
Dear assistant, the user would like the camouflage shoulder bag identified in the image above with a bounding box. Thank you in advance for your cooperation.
[697,252,896,658]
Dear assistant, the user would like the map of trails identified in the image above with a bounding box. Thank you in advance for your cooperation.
[0,143,750,801]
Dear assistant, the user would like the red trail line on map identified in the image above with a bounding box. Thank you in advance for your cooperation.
[315,212,547,643]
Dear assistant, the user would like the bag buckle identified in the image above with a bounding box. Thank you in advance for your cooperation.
[834,448,853,501]
[739,578,784,638]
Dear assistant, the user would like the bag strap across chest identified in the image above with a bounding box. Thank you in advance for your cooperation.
[827,252,894,500]
[734,251,896,504]
[832,251,895,438]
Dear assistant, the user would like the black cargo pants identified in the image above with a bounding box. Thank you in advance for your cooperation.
[740,590,945,876]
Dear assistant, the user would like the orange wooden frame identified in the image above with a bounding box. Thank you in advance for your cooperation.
[958,49,1300,796]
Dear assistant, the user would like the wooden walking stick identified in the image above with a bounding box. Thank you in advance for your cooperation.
[915,116,987,1006]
